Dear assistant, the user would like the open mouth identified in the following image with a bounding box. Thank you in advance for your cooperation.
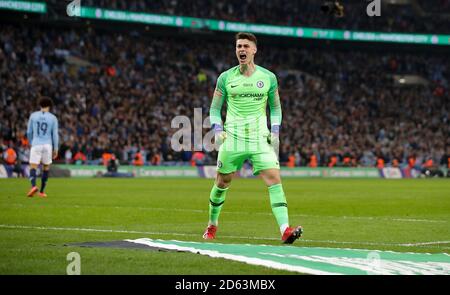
[239,53,247,61]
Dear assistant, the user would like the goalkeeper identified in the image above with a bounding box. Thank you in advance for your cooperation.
[203,32,303,244]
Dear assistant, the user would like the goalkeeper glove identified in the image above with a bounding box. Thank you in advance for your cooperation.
[269,125,280,158]
[212,124,227,146]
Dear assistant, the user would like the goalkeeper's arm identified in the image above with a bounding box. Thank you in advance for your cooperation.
[210,89,227,146]
[268,88,282,157]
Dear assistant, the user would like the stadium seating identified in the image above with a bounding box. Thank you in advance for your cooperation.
[0,14,448,168]
[79,0,450,34]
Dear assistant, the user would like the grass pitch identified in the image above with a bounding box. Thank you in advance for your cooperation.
[0,178,449,274]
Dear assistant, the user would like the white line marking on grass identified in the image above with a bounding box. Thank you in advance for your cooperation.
[0,224,275,240]
[2,203,447,224]
[113,206,205,213]
[0,224,196,237]
[289,214,447,224]
[390,218,446,223]
[0,224,448,249]
[399,241,450,246]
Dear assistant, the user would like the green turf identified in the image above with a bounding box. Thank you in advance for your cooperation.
[0,178,449,274]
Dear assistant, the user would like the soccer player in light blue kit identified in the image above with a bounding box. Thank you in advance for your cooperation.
[26,97,59,197]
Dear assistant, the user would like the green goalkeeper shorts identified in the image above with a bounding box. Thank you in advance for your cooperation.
[216,136,279,176]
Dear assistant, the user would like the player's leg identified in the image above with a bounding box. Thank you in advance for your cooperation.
[208,172,233,226]
[204,171,234,240]
[204,172,234,239]
[259,168,289,233]
[251,142,286,233]
[252,142,303,244]
[39,165,50,197]
[203,140,247,239]
[259,168,303,244]
[29,163,38,188]
[27,163,39,197]
[39,144,53,197]
[27,145,40,197]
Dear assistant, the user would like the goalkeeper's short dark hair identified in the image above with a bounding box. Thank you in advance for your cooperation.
[235,32,257,46]
[39,96,53,108]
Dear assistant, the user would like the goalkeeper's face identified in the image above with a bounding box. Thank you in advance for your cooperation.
[236,39,257,65]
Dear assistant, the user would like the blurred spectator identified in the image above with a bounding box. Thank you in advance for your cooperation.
[191,151,206,166]
[13,157,25,178]
[107,154,119,173]
[73,150,87,165]
[65,148,73,164]
[133,150,144,166]
[377,157,385,169]
[308,154,318,168]
[102,152,113,166]
[149,148,162,166]
[285,153,295,168]
[3,146,17,166]
[421,156,444,177]
[3,145,17,177]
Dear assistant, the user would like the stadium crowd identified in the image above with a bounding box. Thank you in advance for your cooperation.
[0,24,449,170]
[80,0,450,34]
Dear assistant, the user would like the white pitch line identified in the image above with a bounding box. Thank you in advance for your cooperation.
[119,207,449,223]
[0,224,449,249]
[390,218,445,223]
[399,241,450,246]
[0,224,197,237]
[0,224,277,240]
[2,203,447,224]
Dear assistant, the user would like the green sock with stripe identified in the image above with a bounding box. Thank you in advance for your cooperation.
[268,183,289,234]
[208,184,229,226]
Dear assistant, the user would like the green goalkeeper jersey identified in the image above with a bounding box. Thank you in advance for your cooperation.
[210,65,282,143]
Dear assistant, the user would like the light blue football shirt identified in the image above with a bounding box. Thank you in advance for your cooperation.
[26,111,59,150]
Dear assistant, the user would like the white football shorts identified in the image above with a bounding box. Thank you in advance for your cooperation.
[30,144,53,165]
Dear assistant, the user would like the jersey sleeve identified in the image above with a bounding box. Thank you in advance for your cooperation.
[268,73,282,126]
[26,115,33,143]
[209,72,227,127]
[52,116,59,150]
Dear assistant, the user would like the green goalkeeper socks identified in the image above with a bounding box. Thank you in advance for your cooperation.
[208,183,288,234]
[268,183,289,234]
[208,184,229,226]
